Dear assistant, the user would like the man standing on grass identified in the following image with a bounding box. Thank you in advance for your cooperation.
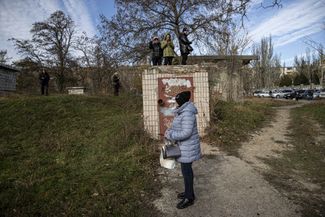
[112,72,121,96]
[39,70,50,96]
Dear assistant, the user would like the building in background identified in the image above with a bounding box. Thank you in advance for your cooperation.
[0,64,19,94]
[280,67,297,77]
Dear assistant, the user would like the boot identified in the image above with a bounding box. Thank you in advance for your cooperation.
[176,198,194,209]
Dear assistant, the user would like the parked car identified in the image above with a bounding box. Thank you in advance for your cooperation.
[272,89,293,98]
[313,90,321,99]
[320,89,325,98]
[284,91,296,99]
[314,89,325,99]
[253,90,262,97]
[284,89,305,100]
[258,91,272,98]
[300,89,314,100]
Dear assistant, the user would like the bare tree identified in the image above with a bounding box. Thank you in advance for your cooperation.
[74,33,118,94]
[10,39,45,66]
[303,36,324,87]
[212,23,250,55]
[293,56,309,85]
[11,10,75,91]
[251,36,281,89]
[305,48,312,87]
[74,32,96,67]
[293,50,321,86]
[99,0,281,63]
[0,50,12,64]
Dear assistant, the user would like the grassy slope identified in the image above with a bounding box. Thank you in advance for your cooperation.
[0,95,301,216]
[288,102,325,185]
[0,95,160,217]
[263,101,325,217]
[207,98,293,156]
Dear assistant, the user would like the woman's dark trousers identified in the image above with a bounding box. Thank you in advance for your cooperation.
[41,84,49,96]
[114,85,120,96]
[181,162,194,200]
[164,57,173,65]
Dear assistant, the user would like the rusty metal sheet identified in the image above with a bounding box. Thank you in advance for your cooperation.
[158,77,194,139]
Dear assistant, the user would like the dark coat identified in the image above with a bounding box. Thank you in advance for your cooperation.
[112,74,120,87]
[149,41,163,58]
[39,72,50,86]
[179,33,193,55]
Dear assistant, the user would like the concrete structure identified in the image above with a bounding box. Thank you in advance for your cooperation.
[185,55,258,65]
[0,64,19,92]
[142,66,210,139]
[66,87,86,95]
[142,56,258,139]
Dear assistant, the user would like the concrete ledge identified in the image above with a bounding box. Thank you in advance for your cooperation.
[66,87,86,95]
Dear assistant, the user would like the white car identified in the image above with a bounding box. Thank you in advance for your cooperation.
[253,91,261,97]
[253,90,271,97]
[319,89,325,98]
[313,89,325,99]
[313,90,321,99]
[272,90,293,98]
[258,91,272,97]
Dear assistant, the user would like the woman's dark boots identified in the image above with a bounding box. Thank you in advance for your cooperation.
[176,192,195,209]
[177,192,195,200]
[177,198,194,209]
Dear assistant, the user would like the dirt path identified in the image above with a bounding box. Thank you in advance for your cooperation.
[154,104,304,217]
[239,104,303,171]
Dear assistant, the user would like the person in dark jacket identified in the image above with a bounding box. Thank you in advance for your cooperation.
[179,28,193,65]
[294,90,299,101]
[111,72,120,96]
[39,70,50,96]
[149,36,163,65]
[165,91,201,209]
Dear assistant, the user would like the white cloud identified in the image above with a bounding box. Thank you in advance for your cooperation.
[275,23,323,47]
[249,0,325,47]
[250,0,263,7]
[0,0,97,62]
[0,0,62,61]
[62,0,97,37]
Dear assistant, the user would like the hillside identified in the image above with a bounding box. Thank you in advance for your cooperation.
[0,95,160,217]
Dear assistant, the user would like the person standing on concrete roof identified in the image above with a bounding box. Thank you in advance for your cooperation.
[161,33,175,65]
[149,36,163,66]
[179,27,193,65]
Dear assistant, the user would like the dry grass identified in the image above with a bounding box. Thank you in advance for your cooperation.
[262,101,325,217]
[0,94,162,217]
[206,98,276,156]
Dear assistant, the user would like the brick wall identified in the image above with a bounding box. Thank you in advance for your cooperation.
[142,65,210,139]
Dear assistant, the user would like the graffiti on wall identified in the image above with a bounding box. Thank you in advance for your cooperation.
[158,77,194,138]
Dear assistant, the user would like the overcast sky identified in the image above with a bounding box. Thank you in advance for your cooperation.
[0,0,324,66]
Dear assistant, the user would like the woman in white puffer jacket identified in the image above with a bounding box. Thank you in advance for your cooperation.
[165,91,201,209]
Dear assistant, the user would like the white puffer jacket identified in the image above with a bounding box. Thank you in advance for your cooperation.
[165,101,201,163]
